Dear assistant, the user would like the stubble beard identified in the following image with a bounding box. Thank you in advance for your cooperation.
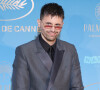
[41,31,58,43]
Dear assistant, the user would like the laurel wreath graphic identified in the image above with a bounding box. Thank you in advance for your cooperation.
[0,0,27,11]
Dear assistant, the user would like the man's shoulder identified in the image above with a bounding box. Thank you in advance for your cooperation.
[16,40,36,50]
[58,39,74,48]
[58,39,76,52]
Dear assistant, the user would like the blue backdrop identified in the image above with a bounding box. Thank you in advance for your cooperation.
[0,0,100,90]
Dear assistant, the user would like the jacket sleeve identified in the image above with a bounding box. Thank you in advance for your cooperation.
[11,46,30,90]
[70,46,84,90]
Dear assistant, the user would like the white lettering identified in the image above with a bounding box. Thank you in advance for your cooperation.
[2,26,7,32]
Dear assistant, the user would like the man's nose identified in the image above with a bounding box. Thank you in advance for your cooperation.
[51,26,55,32]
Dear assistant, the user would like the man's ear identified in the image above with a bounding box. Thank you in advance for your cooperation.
[37,19,41,27]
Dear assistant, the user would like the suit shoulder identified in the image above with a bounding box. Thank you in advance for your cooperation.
[59,39,75,48]
[58,39,76,52]
[16,40,35,50]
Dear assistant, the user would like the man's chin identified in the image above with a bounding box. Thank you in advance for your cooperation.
[47,38,56,42]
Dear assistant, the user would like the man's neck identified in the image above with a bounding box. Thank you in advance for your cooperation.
[41,34,56,46]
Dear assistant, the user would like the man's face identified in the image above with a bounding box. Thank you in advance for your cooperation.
[37,15,63,43]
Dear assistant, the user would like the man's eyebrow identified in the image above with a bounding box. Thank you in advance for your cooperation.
[55,23,61,26]
[45,22,61,25]
[45,22,52,24]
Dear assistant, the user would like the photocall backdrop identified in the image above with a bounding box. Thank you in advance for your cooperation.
[0,0,100,90]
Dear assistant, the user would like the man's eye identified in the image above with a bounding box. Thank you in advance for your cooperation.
[46,23,51,25]
[56,24,61,26]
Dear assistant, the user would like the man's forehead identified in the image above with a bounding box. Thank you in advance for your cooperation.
[42,14,63,20]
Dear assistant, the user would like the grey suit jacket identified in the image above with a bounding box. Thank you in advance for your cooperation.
[11,36,84,90]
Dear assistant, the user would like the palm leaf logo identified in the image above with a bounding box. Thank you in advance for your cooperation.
[0,0,27,11]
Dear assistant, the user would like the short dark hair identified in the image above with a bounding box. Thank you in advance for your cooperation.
[40,3,64,20]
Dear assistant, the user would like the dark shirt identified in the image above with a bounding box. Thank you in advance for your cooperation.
[39,34,56,62]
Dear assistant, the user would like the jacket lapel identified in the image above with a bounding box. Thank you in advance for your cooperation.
[47,39,65,90]
[35,36,53,72]
[37,50,53,72]
[50,48,64,83]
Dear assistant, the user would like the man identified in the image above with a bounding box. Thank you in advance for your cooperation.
[11,3,84,90]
